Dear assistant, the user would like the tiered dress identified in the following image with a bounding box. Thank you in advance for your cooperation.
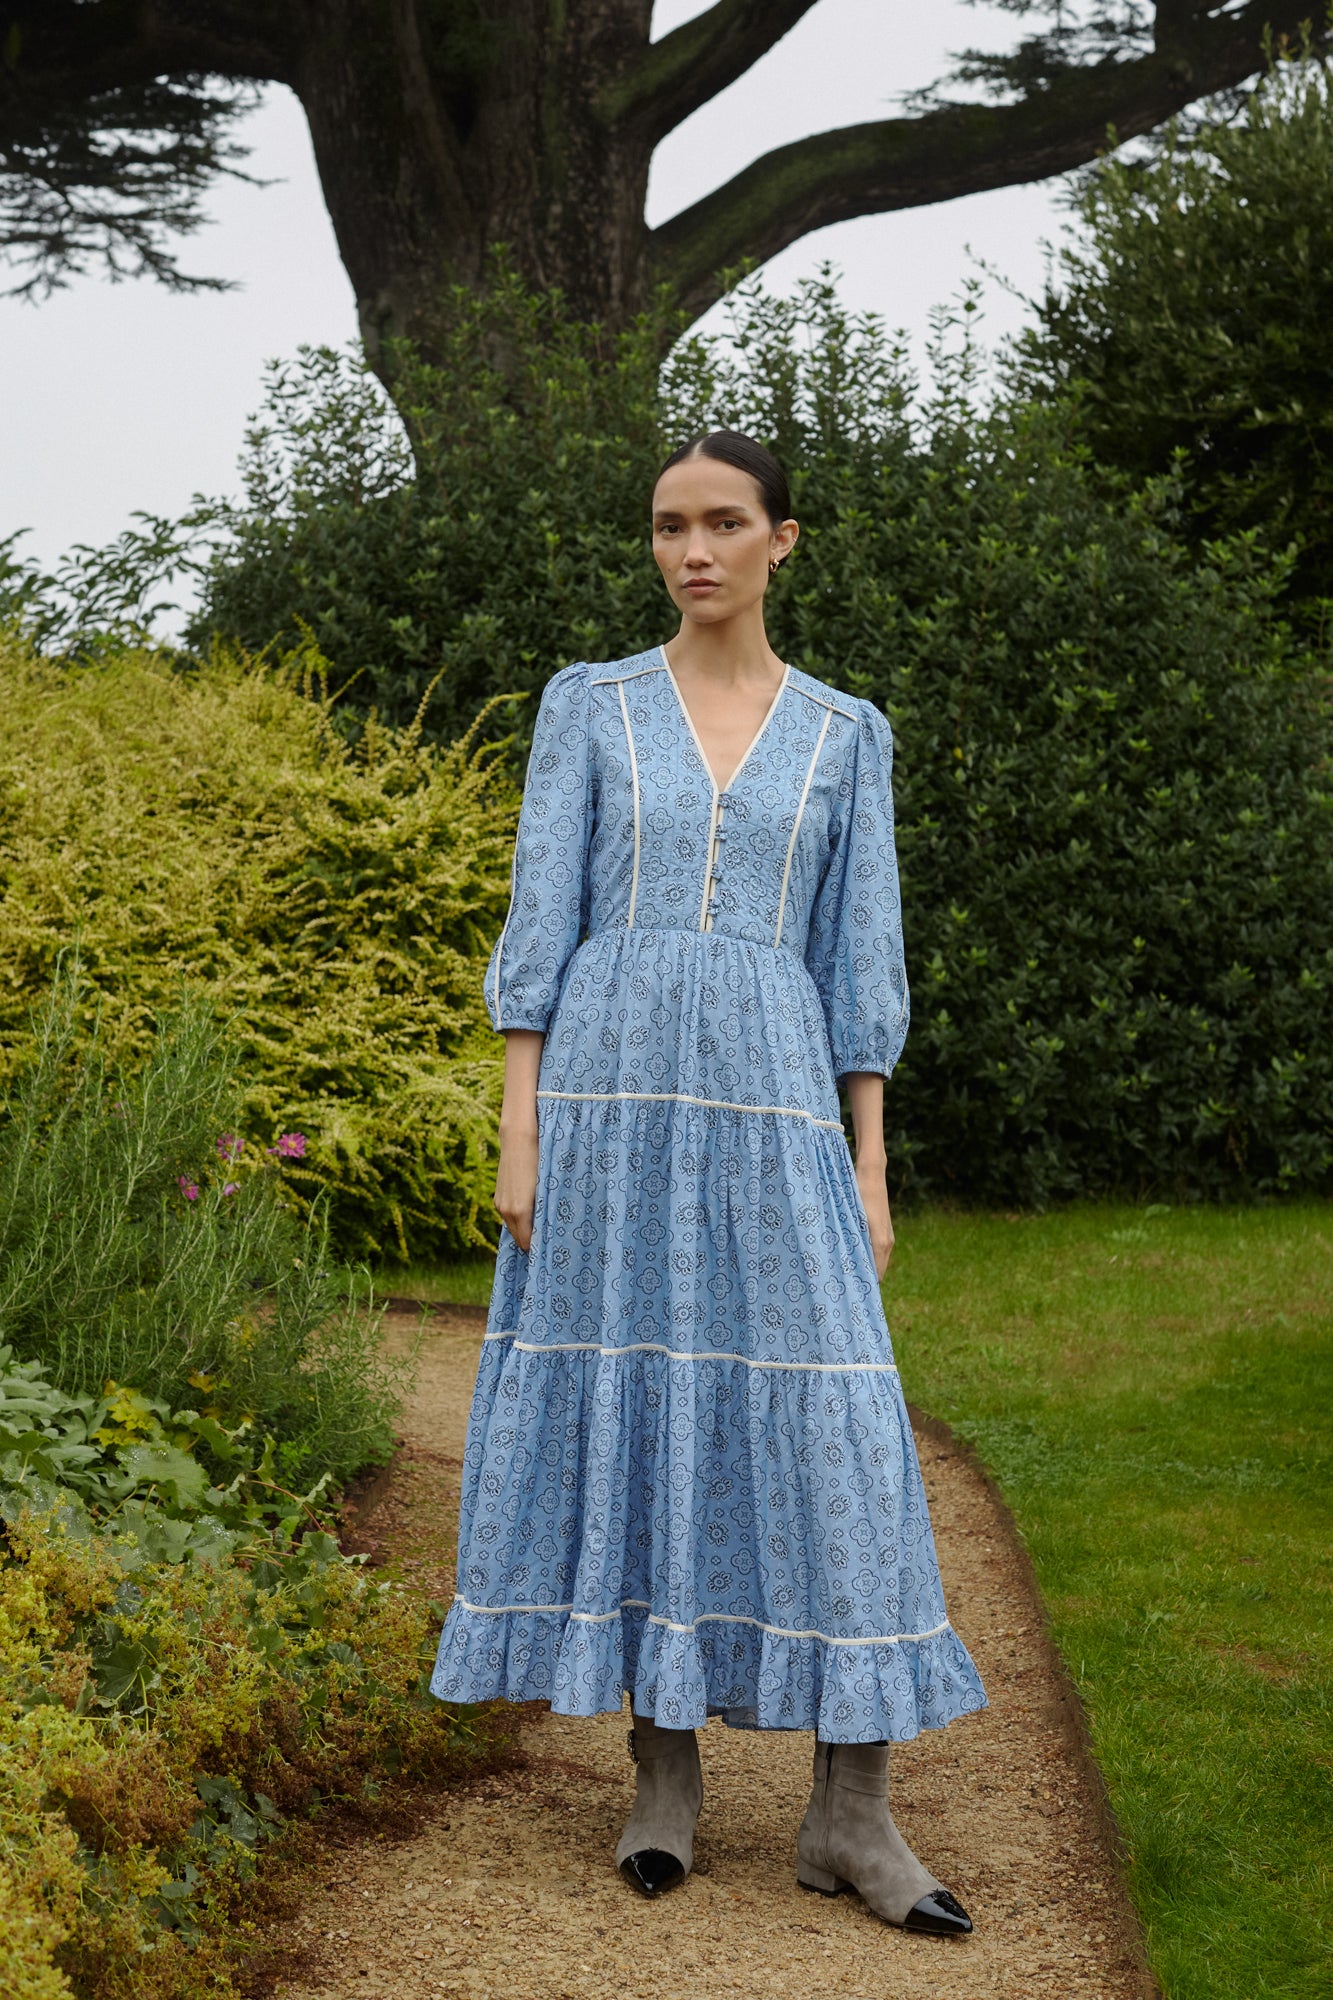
[431,648,986,1744]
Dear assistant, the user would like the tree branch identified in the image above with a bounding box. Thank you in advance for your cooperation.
[597,0,819,145]
[0,1,298,294]
[649,0,1325,323]
[1,1,297,94]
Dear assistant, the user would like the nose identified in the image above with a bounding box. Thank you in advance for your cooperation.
[682,530,712,568]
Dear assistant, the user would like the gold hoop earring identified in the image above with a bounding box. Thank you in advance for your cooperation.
[768,556,781,575]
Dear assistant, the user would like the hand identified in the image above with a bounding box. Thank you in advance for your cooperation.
[855,1154,895,1281]
[494,1122,539,1252]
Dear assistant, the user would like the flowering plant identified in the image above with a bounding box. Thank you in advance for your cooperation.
[177,1131,308,1208]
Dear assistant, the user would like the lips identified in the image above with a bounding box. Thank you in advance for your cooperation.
[683,579,719,592]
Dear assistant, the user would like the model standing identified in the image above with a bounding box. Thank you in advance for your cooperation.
[432,431,986,1935]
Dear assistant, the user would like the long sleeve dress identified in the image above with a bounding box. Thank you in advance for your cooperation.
[430,648,987,1745]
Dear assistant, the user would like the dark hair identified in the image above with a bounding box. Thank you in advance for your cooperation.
[655,429,792,528]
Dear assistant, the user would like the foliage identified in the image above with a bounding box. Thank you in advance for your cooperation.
[192,274,683,745]
[0,1340,332,1547]
[0,58,259,302]
[888,1200,1333,2000]
[1009,44,1333,620]
[793,377,1333,1206]
[0,1455,482,1999]
[6,272,1331,1208]
[0,970,401,1482]
[0,633,518,1262]
[176,275,1333,1205]
[0,988,499,2000]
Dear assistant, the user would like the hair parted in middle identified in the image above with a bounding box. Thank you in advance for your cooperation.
[656,429,792,530]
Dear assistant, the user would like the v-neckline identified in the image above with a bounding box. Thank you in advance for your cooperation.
[658,646,791,797]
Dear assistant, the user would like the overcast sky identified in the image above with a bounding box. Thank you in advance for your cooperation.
[2,0,1071,573]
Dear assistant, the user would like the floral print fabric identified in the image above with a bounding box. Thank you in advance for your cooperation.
[431,649,986,1742]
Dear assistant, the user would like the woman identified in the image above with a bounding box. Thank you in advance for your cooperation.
[431,431,986,1936]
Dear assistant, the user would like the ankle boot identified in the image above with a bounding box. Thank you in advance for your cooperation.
[615,1711,703,1898]
[796,1740,973,1936]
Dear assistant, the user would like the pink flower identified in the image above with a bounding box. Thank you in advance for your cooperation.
[217,1133,244,1161]
[222,1182,239,1197]
[267,1132,307,1160]
[178,1177,200,1201]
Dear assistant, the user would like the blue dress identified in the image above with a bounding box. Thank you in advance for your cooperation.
[430,648,986,1744]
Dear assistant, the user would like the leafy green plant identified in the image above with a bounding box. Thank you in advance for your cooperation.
[5,270,1330,1213]
[0,1322,501,1997]
[0,1472,489,2000]
[0,969,403,1482]
[0,637,518,1262]
[1009,42,1333,620]
[802,391,1333,1206]
[0,1344,345,1558]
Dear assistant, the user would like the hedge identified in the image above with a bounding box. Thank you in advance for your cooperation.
[185,277,1333,1205]
[0,635,517,1261]
[6,273,1330,1208]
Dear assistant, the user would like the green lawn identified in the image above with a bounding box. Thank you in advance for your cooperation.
[386,1203,1332,1998]
[888,1204,1332,2000]
[371,1253,497,1307]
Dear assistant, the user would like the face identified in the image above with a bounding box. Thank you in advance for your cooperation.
[651,455,798,625]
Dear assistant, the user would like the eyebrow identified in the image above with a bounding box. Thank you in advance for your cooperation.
[653,502,756,522]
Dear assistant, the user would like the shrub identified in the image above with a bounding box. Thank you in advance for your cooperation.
[7,275,1330,1206]
[185,273,684,746]
[796,399,1333,1202]
[1008,46,1333,620]
[0,636,518,1261]
[0,1454,481,2000]
[0,990,500,2000]
[0,969,402,1481]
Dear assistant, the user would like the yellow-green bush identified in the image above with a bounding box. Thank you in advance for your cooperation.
[0,631,519,1260]
[0,1491,483,2000]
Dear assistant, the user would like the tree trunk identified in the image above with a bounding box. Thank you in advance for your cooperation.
[292,0,657,372]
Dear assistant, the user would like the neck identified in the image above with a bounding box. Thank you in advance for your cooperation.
[665,600,784,685]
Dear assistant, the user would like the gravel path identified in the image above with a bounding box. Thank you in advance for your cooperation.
[272,1311,1158,2000]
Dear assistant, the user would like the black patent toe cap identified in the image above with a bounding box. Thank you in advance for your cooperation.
[903,1889,973,1936]
[619,1848,686,1898]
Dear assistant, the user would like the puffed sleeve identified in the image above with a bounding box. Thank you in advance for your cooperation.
[803,700,910,1079]
[485,663,593,1033]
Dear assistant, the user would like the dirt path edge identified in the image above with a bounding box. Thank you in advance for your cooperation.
[906,1402,1161,2000]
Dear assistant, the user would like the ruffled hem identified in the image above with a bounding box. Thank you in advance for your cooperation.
[430,1600,986,1744]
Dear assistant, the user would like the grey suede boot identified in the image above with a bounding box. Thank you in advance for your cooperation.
[615,1711,703,1898]
[796,1740,973,1936]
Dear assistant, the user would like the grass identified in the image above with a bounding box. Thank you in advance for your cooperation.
[886,1202,1332,2000]
[411,1201,1331,1998]
[371,1254,497,1307]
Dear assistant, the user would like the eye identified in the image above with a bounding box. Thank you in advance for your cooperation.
[719,518,741,531]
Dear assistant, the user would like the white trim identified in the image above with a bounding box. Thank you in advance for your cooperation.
[774,707,831,950]
[481,1331,899,1375]
[616,680,642,928]
[589,662,663,686]
[698,789,721,931]
[536,1088,844,1133]
[659,646,791,795]
[660,645,720,800]
[791,681,857,722]
[722,659,792,792]
[489,844,519,1031]
[451,1594,953,1649]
